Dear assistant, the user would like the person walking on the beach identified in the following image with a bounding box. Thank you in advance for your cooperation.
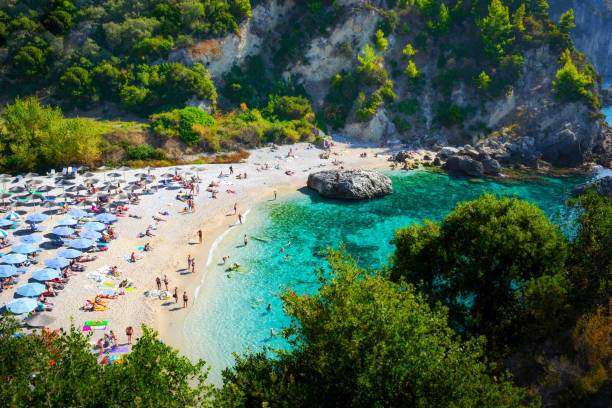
[234,202,237,215]
[191,258,195,273]
[198,229,202,244]
[229,165,234,175]
[156,277,161,290]
[163,275,169,291]
[187,255,193,270]
[183,291,188,308]
[274,190,277,200]
[126,326,133,345]
[244,234,248,246]
[223,255,229,264]
[173,287,178,304]
[238,213,242,224]
[130,252,136,263]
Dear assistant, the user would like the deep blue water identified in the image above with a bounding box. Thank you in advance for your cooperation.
[184,170,590,378]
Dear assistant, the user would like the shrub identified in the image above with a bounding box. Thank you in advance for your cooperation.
[150,107,215,146]
[356,91,383,122]
[396,99,419,115]
[434,102,468,128]
[125,144,166,160]
[374,29,388,51]
[553,51,593,102]
[263,95,314,122]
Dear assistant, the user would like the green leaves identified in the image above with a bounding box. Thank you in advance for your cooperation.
[553,49,593,102]
[218,249,531,406]
[479,0,514,60]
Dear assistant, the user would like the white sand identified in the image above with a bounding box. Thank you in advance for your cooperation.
[0,141,424,357]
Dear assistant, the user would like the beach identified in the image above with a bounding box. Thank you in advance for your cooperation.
[0,141,410,365]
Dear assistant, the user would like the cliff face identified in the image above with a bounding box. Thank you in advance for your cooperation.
[170,0,611,167]
[549,0,612,76]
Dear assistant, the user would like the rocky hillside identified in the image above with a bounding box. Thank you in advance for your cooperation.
[1,0,611,169]
[549,0,612,77]
[189,0,610,167]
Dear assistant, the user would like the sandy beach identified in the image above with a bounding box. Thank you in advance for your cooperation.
[0,141,430,366]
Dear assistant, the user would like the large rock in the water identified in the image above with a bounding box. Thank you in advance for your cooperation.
[572,176,612,198]
[307,170,392,200]
[443,155,484,177]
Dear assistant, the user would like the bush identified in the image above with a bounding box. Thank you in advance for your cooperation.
[125,144,166,160]
[356,91,383,122]
[150,107,215,146]
[263,95,313,122]
[553,50,593,102]
[433,102,467,128]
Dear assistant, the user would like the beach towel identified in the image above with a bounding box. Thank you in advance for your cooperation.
[85,320,108,326]
[108,346,129,353]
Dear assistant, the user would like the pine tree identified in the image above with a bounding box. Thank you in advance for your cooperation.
[558,9,576,35]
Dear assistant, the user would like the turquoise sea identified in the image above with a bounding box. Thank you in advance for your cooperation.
[184,170,594,380]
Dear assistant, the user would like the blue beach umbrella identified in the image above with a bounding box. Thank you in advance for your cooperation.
[52,226,74,236]
[0,219,13,227]
[84,222,105,231]
[5,212,20,220]
[27,213,48,223]
[6,298,37,314]
[69,238,95,249]
[68,209,89,218]
[56,217,77,226]
[57,248,82,258]
[44,257,70,269]
[20,235,43,244]
[16,283,45,297]
[79,230,101,240]
[1,253,27,264]
[31,268,60,281]
[95,213,118,223]
[0,264,16,278]
[11,244,38,254]
[0,229,8,238]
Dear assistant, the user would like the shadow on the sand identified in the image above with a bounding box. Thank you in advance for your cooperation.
[169,307,184,312]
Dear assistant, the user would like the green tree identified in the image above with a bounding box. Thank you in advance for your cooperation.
[390,194,568,355]
[402,43,415,57]
[132,36,174,60]
[404,60,420,78]
[13,45,47,78]
[263,95,313,122]
[512,3,526,32]
[0,318,214,406]
[217,249,533,407]
[150,107,215,146]
[374,29,388,51]
[60,66,92,100]
[479,0,514,59]
[475,70,492,89]
[553,51,592,102]
[558,9,576,35]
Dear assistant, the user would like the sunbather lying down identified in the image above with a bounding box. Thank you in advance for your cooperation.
[153,216,166,222]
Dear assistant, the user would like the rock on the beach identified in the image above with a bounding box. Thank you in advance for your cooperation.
[482,158,502,175]
[394,150,411,162]
[307,169,392,200]
[443,155,484,177]
[572,175,612,198]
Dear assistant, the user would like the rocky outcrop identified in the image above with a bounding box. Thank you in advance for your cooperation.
[549,0,612,76]
[572,175,612,197]
[307,170,392,200]
[602,86,612,106]
[443,156,484,177]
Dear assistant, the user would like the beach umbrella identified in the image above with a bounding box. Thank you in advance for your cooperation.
[108,172,121,179]
[55,192,74,199]
[9,186,25,193]
[20,235,43,244]
[36,185,54,192]
[5,211,20,220]
[16,283,45,297]
[56,217,77,226]
[27,179,43,185]
[97,166,110,171]
[44,257,70,269]
[79,229,101,240]
[27,213,48,223]
[1,253,27,264]
[1,193,12,199]
[11,244,38,254]
[89,178,101,184]
[84,172,95,178]
[65,186,78,192]
[68,238,95,249]
[27,313,56,327]
[40,201,56,209]
[6,298,37,314]
[84,222,105,231]
[78,166,89,172]
[31,268,60,281]
[52,226,74,236]
[0,229,8,238]
[68,209,89,218]
[0,264,16,278]
[0,219,13,227]
[95,213,118,223]
[24,172,39,178]
[161,173,174,178]
[58,248,82,258]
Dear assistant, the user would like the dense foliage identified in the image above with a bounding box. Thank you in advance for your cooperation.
[0,97,101,174]
[0,319,214,407]
[390,194,567,355]
[216,249,533,407]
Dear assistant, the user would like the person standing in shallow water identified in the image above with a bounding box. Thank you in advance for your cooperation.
[183,291,188,308]
[234,202,237,215]
[244,234,248,246]
[198,229,202,244]
[173,287,178,304]
[238,213,242,224]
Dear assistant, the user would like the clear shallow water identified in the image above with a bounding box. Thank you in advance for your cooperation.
[184,170,590,379]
